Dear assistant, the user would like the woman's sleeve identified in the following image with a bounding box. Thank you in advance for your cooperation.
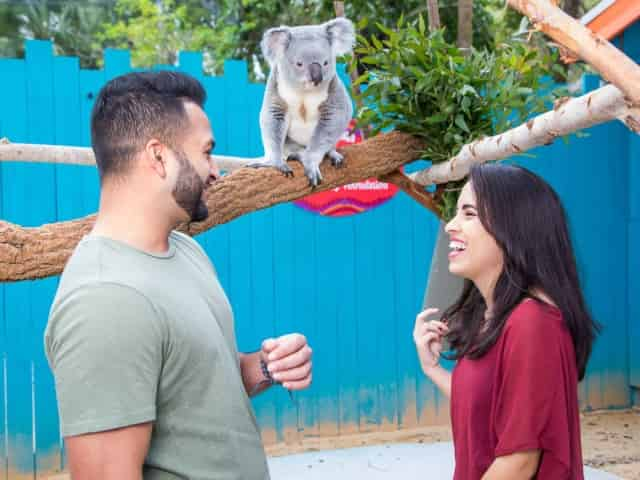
[493,305,573,468]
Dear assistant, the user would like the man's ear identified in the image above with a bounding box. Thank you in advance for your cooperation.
[145,139,167,179]
[324,18,355,56]
[261,27,291,66]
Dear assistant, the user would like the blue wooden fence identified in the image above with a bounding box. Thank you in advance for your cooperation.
[0,35,637,478]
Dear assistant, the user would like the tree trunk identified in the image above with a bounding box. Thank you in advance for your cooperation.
[426,0,441,31]
[561,0,581,18]
[411,84,640,186]
[507,0,640,107]
[457,0,473,51]
[0,132,425,282]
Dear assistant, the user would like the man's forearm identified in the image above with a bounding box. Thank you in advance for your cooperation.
[239,351,272,396]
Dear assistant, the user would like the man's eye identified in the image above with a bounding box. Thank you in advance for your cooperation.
[296,61,303,67]
[323,60,329,66]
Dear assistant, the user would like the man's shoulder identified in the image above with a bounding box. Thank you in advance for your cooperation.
[50,281,158,324]
[170,230,205,256]
[169,230,217,273]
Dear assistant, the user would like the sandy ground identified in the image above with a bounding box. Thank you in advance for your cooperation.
[266,408,640,479]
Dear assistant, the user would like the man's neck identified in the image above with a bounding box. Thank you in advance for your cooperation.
[91,185,176,255]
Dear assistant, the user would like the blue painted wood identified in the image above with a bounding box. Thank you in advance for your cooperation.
[291,206,319,438]
[314,215,341,436]
[0,58,8,480]
[623,20,640,390]
[1,51,37,479]
[369,201,400,429]
[330,217,359,434]
[391,190,420,429]
[22,40,64,479]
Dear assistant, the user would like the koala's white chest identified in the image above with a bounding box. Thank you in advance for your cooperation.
[279,82,328,146]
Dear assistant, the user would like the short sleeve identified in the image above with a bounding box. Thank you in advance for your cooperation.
[45,283,164,437]
[493,304,573,462]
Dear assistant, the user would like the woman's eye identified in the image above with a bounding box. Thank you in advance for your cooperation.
[296,61,303,67]
[323,60,329,66]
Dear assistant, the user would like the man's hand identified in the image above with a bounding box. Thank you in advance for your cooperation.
[261,333,312,391]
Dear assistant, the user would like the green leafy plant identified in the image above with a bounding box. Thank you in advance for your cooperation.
[351,16,565,219]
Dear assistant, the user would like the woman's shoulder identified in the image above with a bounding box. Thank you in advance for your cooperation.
[505,298,564,335]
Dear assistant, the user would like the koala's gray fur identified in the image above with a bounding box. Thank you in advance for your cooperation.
[249,18,355,187]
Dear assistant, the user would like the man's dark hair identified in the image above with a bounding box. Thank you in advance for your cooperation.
[90,71,207,180]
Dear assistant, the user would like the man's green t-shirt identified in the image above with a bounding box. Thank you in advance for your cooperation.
[45,232,270,480]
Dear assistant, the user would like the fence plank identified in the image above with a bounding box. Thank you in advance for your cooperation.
[2,50,35,480]
[331,217,359,435]
[412,198,439,426]
[315,215,340,437]
[269,203,300,443]
[291,207,319,439]
[22,40,62,480]
[392,189,421,430]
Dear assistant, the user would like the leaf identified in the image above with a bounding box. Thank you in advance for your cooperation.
[418,14,425,36]
[460,84,479,97]
[455,114,470,133]
[360,55,380,65]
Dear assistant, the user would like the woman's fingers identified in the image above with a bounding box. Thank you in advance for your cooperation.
[415,308,439,328]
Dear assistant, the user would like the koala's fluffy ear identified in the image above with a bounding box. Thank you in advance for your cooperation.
[261,27,291,65]
[324,18,355,56]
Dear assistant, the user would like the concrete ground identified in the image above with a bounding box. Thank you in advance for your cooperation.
[268,442,621,479]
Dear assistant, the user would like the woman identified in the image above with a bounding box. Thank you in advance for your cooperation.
[414,164,599,479]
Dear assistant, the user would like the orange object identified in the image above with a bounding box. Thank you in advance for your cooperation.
[585,0,640,41]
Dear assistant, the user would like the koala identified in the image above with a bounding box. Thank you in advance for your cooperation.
[249,18,355,187]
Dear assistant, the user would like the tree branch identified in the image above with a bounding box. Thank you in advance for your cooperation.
[507,0,640,106]
[426,0,441,31]
[410,84,639,186]
[0,132,425,282]
[379,169,441,217]
[0,140,254,173]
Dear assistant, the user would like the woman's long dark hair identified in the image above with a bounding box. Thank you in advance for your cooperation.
[443,164,600,380]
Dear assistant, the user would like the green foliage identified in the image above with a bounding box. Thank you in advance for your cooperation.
[209,0,503,79]
[0,4,23,58]
[352,17,564,219]
[0,0,112,67]
[98,0,220,71]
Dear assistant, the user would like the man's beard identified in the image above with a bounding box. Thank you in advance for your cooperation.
[172,150,209,222]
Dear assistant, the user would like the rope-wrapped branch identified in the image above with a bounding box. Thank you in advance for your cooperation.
[0,131,425,282]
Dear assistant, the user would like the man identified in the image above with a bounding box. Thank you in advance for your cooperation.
[45,71,312,480]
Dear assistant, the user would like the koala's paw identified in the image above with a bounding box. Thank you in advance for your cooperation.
[304,163,323,188]
[247,158,294,178]
[327,150,344,168]
[288,152,322,187]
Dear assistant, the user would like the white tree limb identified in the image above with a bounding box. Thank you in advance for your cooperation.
[410,84,640,186]
[0,139,256,173]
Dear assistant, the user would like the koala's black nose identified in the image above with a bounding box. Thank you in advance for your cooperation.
[309,62,323,86]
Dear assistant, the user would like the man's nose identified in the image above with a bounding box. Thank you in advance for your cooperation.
[308,63,323,85]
